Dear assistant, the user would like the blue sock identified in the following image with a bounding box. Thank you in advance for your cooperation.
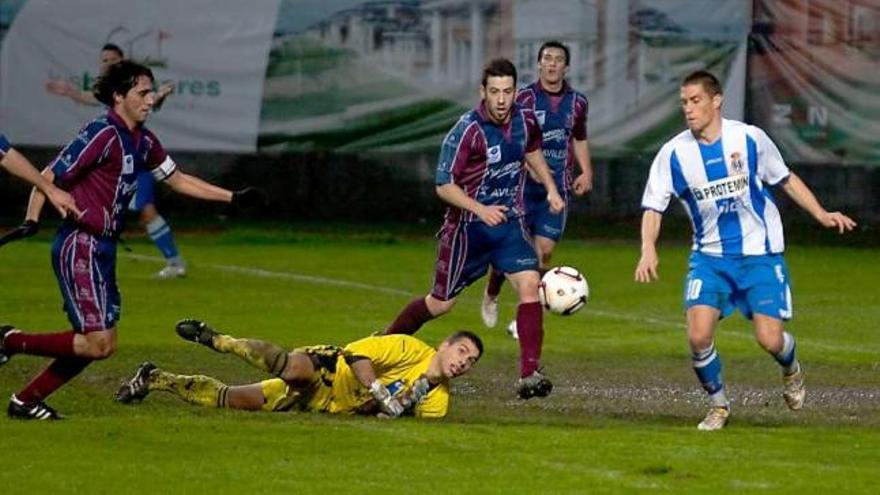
[146,215,181,262]
[692,343,728,407]
[774,332,799,375]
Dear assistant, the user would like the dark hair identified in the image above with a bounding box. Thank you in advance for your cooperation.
[101,43,124,59]
[538,40,569,65]
[446,330,484,360]
[93,60,154,106]
[682,70,723,96]
[481,58,517,87]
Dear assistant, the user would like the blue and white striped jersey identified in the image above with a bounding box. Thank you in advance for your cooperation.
[0,133,10,157]
[641,119,790,256]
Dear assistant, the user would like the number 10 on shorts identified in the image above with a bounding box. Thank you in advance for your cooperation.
[686,278,703,301]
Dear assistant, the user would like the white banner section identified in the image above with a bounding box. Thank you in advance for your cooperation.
[0,0,280,152]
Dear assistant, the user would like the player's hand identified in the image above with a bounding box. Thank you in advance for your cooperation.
[477,205,508,226]
[45,187,82,219]
[45,79,76,97]
[231,187,267,209]
[370,380,404,418]
[634,249,659,283]
[817,211,856,234]
[547,191,565,214]
[0,220,40,248]
[398,375,431,410]
[572,172,593,196]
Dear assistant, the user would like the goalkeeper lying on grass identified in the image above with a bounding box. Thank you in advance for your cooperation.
[116,320,483,418]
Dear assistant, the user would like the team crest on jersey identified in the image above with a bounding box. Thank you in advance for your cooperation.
[123,154,134,174]
[487,145,502,164]
[535,110,546,126]
[728,152,745,175]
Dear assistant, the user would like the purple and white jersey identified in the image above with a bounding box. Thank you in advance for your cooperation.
[50,110,177,237]
[435,103,543,224]
[0,133,10,157]
[517,81,588,200]
[641,119,790,256]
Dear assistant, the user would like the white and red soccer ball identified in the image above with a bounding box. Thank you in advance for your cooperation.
[539,266,589,316]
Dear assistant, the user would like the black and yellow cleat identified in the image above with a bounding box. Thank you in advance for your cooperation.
[115,362,158,404]
[176,319,219,350]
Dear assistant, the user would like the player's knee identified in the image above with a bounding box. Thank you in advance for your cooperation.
[279,352,314,384]
[426,296,455,316]
[79,331,117,359]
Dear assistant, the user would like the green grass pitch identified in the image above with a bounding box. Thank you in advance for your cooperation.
[0,229,877,493]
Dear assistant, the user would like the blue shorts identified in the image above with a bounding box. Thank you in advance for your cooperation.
[524,192,568,242]
[431,218,539,301]
[52,224,121,332]
[128,170,155,212]
[684,252,793,321]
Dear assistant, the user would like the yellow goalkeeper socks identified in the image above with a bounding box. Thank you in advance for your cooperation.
[150,371,230,408]
[213,335,289,376]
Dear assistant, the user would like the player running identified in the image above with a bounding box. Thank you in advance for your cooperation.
[116,320,483,419]
[480,41,594,338]
[381,58,564,400]
[0,61,262,420]
[47,43,185,278]
[634,70,856,431]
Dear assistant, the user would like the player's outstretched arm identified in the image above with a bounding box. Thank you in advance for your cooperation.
[436,183,508,226]
[2,149,80,219]
[781,173,857,234]
[524,149,564,213]
[164,171,234,203]
[635,209,663,283]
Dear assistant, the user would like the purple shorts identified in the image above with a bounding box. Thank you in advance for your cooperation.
[52,224,120,332]
[431,218,539,301]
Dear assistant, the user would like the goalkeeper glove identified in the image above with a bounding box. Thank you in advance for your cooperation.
[0,220,39,248]
[231,187,267,209]
[398,375,431,410]
[370,380,404,418]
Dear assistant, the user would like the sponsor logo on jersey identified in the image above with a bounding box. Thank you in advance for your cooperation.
[691,175,749,202]
[543,128,567,143]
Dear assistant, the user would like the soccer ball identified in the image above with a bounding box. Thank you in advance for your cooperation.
[539,266,589,316]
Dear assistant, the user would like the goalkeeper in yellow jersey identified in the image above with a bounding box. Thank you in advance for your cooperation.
[115,319,483,418]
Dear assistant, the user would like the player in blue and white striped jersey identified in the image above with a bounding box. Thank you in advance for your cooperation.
[634,71,856,431]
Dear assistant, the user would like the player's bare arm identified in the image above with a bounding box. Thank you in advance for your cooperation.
[2,149,80,218]
[163,170,234,203]
[780,173,857,234]
[635,209,663,283]
[524,149,564,213]
[436,183,508,226]
[571,139,593,196]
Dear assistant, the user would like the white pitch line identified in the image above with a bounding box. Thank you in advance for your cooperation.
[124,253,876,356]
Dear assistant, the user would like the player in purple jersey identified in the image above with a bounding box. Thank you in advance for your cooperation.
[47,43,183,278]
[480,41,594,336]
[0,61,261,420]
[634,71,856,431]
[382,58,565,400]
[0,133,80,225]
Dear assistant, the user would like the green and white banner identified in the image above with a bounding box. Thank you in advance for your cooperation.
[0,0,280,152]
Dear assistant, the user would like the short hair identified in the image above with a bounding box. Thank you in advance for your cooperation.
[538,40,570,65]
[93,60,154,106]
[445,330,484,360]
[481,58,517,87]
[682,70,723,96]
[101,43,124,59]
